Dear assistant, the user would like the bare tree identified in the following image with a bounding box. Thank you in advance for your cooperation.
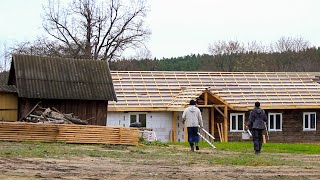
[0,43,11,72]
[11,37,83,58]
[41,0,150,61]
[208,40,245,56]
[272,36,311,53]
[246,41,269,53]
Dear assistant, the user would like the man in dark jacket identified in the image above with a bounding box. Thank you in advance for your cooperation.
[248,102,267,155]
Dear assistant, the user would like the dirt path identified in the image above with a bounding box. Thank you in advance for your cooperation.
[1,150,319,180]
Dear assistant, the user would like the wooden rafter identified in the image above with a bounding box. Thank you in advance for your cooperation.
[109,71,320,111]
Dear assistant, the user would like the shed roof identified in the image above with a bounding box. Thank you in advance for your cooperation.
[9,54,117,101]
[109,71,320,111]
[0,71,16,93]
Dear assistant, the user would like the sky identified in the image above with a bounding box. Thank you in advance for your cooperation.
[1,0,320,60]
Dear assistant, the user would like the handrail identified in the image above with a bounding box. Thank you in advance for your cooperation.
[197,125,216,149]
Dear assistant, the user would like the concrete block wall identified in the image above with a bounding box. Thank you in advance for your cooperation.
[107,109,211,142]
[107,111,173,142]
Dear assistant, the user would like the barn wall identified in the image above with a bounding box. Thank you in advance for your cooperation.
[0,93,18,121]
[215,109,320,143]
[107,111,173,142]
[19,98,108,126]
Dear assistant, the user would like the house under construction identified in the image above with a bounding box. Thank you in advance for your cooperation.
[107,71,320,143]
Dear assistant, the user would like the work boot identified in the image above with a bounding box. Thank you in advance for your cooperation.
[196,146,199,151]
[190,146,194,152]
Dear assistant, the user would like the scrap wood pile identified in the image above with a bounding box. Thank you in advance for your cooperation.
[22,103,91,125]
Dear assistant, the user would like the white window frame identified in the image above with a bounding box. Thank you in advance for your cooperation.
[268,113,282,131]
[230,113,245,132]
[129,113,147,127]
[303,112,316,131]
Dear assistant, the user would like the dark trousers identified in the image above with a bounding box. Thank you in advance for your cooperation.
[252,129,263,151]
[187,127,199,146]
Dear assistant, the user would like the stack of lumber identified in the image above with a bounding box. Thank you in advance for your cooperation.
[0,122,139,145]
[23,103,89,125]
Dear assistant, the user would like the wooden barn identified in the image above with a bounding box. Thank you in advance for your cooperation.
[107,71,320,143]
[6,54,117,125]
[0,72,18,121]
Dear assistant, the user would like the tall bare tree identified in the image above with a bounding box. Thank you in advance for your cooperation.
[41,0,150,61]
[0,43,11,72]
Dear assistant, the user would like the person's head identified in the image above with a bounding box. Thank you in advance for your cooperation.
[255,101,260,108]
[189,100,196,105]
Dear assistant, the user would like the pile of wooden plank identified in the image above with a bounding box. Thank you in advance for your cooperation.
[23,103,90,125]
[0,122,140,145]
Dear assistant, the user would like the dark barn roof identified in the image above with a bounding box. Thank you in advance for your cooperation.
[9,54,117,101]
[0,71,16,93]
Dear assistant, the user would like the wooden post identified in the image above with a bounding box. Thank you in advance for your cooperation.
[204,91,208,105]
[184,126,188,142]
[210,107,214,136]
[224,106,228,142]
[263,135,266,144]
[172,111,177,142]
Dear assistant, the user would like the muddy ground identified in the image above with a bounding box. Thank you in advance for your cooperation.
[0,144,319,180]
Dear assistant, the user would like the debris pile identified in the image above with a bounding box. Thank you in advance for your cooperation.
[22,103,90,125]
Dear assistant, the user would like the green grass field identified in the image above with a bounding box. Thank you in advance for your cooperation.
[0,141,319,167]
[169,141,320,154]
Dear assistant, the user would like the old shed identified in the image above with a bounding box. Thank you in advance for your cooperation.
[7,54,117,125]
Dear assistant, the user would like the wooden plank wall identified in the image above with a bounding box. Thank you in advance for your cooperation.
[0,93,18,121]
[0,122,139,145]
[19,99,108,126]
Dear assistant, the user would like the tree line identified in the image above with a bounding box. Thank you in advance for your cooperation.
[110,38,320,72]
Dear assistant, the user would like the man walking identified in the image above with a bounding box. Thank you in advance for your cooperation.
[182,100,203,152]
[248,102,268,155]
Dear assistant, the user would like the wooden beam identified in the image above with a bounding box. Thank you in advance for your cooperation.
[184,126,188,142]
[19,101,41,121]
[172,111,177,142]
[204,91,208,105]
[197,105,214,107]
[214,105,227,108]
[108,107,186,112]
[224,105,228,142]
[214,106,225,118]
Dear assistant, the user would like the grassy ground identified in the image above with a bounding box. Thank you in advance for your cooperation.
[1,141,320,179]
[1,141,319,167]
[189,141,320,154]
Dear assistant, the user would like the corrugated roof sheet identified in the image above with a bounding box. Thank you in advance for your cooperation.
[0,71,17,93]
[109,71,320,110]
[10,54,117,101]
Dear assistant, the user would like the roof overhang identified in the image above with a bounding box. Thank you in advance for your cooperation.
[108,107,186,112]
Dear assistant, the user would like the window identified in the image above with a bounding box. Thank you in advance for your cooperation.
[303,112,316,131]
[230,113,244,132]
[268,113,282,131]
[130,113,147,127]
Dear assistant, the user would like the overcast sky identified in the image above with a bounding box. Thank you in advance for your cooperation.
[1,0,320,60]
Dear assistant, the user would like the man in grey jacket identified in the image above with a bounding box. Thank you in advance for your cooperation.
[182,100,204,152]
[248,102,268,155]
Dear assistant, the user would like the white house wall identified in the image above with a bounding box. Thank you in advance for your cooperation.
[107,109,210,142]
[202,109,210,131]
[107,111,173,142]
[176,111,184,142]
